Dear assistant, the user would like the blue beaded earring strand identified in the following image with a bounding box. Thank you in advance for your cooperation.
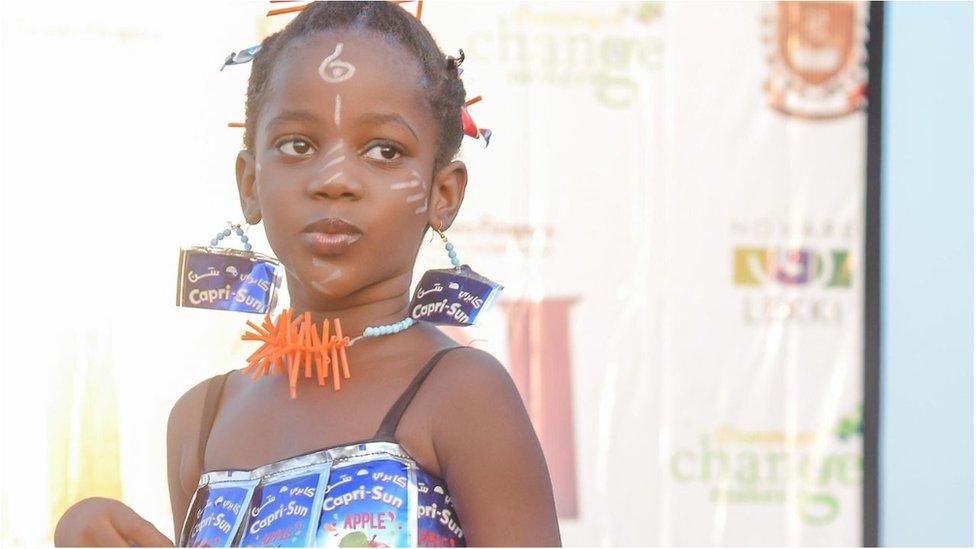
[434,220,462,270]
[210,222,252,251]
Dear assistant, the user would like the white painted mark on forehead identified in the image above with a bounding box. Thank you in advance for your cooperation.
[334,95,342,129]
[318,43,356,83]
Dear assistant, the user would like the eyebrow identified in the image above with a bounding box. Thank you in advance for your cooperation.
[264,109,419,140]
[356,112,419,140]
[265,109,321,131]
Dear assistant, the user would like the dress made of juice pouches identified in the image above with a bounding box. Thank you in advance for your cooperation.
[179,441,465,547]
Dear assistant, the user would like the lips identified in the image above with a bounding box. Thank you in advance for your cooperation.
[301,217,362,255]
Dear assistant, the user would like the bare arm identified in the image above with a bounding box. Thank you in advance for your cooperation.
[431,348,562,546]
[166,378,211,544]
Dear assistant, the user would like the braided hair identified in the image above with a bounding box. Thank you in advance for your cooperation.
[243,1,467,173]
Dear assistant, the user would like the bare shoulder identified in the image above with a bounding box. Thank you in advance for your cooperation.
[427,345,530,453]
[166,374,222,498]
[167,376,215,443]
[424,346,562,545]
[427,346,520,404]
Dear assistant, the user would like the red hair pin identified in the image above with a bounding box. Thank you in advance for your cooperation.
[461,96,492,146]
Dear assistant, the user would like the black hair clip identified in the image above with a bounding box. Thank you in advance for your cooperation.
[446,48,465,76]
[221,44,262,71]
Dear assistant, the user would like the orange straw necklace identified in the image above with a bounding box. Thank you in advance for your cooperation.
[241,308,417,399]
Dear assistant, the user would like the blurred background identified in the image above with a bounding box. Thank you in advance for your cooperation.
[1,1,972,546]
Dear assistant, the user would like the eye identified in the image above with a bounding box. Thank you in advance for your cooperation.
[275,136,316,157]
[363,142,403,162]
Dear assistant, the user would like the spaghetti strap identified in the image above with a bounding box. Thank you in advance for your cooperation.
[374,346,467,442]
[197,371,232,472]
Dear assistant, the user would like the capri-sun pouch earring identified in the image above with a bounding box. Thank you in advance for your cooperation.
[176,221,284,314]
[407,221,503,326]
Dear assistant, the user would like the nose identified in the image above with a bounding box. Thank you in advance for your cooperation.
[306,140,362,200]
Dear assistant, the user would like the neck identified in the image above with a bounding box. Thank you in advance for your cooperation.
[283,270,414,352]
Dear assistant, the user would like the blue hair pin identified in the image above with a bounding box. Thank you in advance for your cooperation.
[220,44,262,71]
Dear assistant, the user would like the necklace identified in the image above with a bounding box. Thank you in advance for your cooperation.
[241,307,417,399]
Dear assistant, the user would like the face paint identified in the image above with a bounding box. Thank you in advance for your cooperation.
[412,168,429,214]
[323,141,343,156]
[389,179,421,190]
[320,155,346,171]
[317,141,346,174]
[334,94,341,128]
[310,258,344,292]
[389,168,429,214]
[318,42,356,83]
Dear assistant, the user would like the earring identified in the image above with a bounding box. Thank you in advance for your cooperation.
[433,220,462,270]
[176,220,283,315]
[209,222,252,251]
[406,220,504,327]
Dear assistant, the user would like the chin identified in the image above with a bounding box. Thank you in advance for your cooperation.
[309,279,347,298]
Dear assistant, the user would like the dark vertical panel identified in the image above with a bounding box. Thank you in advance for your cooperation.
[863,1,885,546]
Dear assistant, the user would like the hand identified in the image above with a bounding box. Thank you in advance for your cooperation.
[54,497,175,547]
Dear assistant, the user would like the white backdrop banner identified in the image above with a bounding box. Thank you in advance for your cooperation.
[0,1,871,546]
[422,1,869,545]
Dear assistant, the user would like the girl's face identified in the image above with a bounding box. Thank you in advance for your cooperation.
[236,31,464,307]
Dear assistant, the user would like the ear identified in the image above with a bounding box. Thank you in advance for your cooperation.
[427,160,468,230]
[236,150,262,224]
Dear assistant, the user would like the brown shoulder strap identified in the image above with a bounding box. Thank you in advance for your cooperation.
[373,346,467,441]
[197,371,232,472]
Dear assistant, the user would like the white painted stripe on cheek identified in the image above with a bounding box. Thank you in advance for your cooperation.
[390,179,421,190]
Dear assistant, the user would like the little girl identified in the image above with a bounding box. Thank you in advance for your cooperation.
[54,1,561,546]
